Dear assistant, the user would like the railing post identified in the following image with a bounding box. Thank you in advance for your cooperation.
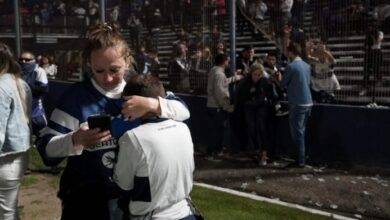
[229,0,236,75]
[14,0,21,57]
[99,0,106,23]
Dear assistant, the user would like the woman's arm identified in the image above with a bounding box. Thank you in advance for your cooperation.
[121,94,190,122]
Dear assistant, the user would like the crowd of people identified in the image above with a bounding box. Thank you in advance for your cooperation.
[0,23,200,220]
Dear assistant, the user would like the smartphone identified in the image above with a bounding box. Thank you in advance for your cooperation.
[87,114,111,132]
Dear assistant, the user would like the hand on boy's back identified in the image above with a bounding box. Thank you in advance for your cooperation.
[121,95,160,120]
[72,125,112,148]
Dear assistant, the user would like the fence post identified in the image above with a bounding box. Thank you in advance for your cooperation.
[14,0,21,57]
[99,0,106,23]
[229,0,236,75]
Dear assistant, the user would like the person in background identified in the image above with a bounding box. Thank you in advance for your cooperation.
[114,75,196,220]
[361,30,384,96]
[40,54,58,80]
[36,23,190,220]
[0,43,32,220]
[235,64,277,165]
[263,51,288,116]
[168,43,191,92]
[206,53,243,160]
[309,40,340,102]
[213,41,226,57]
[281,42,312,168]
[127,14,142,51]
[19,51,48,137]
[236,46,255,76]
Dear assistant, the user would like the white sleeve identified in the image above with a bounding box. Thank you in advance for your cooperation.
[45,132,83,157]
[40,108,84,157]
[36,67,48,84]
[114,131,144,191]
[158,96,190,121]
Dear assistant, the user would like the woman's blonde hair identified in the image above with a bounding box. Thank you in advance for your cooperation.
[83,23,132,65]
[249,63,265,75]
[0,43,29,123]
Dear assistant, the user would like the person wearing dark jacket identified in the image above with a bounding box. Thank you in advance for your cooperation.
[19,51,48,136]
[235,63,277,165]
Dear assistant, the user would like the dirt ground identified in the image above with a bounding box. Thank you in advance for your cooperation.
[195,157,390,220]
[19,158,390,220]
[19,173,61,220]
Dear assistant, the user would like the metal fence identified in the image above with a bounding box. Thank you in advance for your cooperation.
[1,0,389,105]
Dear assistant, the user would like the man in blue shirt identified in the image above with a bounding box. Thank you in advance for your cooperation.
[281,42,313,167]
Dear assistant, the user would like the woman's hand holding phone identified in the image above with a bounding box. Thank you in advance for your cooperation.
[72,125,112,149]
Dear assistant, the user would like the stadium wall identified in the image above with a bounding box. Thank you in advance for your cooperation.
[46,81,390,167]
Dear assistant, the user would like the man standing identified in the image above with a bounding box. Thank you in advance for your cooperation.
[236,46,255,76]
[207,54,243,160]
[19,51,48,136]
[281,42,312,167]
[114,75,196,219]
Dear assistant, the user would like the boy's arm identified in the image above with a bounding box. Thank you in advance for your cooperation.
[114,131,144,191]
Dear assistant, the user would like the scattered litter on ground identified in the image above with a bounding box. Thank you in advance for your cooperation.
[315,202,323,207]
[334,177,340,181]
[330,204,338,209]
[362,191,370,195]
[354,214,362,219]
[240,182,248,190]
[357,208,366,213]
[301,174,313,181]
[318,178,325,182]
[255,177,264,184]
[351,180,357,184]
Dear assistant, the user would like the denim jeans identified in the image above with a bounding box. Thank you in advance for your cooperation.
[288,105,312,165]
[108,198,123,220]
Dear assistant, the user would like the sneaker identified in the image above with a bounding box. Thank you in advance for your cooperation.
[275,109,289,116]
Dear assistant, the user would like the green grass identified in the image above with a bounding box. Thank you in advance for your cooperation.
[27,147,66,171]
[21,175,38,188]
[26,146,330,219]
[190,186,331,220]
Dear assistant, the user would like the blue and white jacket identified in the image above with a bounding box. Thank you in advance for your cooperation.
[36,78,189,200]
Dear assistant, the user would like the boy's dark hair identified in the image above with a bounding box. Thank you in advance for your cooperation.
[267,50,278,58]
[287,42,302,57]
[123,74,165,98]
[214,53,228,66]
[243,45,253,52]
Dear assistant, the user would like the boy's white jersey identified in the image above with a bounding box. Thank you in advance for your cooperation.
[114,119,194,219]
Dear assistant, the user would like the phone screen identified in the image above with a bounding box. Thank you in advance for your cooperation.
[87,115,111,132]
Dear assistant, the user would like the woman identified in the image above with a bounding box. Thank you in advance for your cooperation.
[36,23,190,220]
[0,43,32,220]
[235,64,276,165]
[309,40,341,102]
[40,54,58,79]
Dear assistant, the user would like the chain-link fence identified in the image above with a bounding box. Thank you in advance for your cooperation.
[1,0,389,105]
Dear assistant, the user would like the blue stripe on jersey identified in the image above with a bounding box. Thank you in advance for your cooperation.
[132,176,152,202]
[48,120,73,134]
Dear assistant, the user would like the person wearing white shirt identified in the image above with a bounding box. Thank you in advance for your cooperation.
[114,74,196,220]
